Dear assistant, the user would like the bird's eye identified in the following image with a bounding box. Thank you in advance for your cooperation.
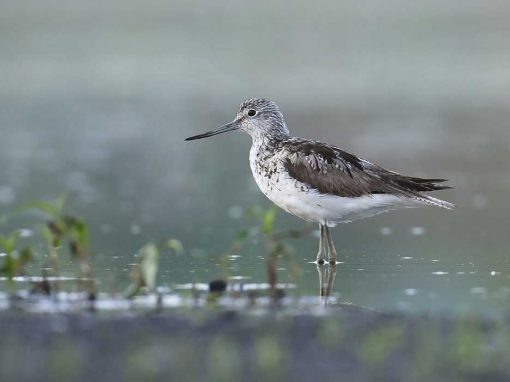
[247,109,257,117]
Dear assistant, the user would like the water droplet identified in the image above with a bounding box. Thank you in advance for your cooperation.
[431,271,448,275]
[404,288,417,296]
[471,194,488,209]
[228,206,243,219]
[411,226,425,236]
[100,224,112,234]
[18,229,32,238]
[130,224,141,235]
[380,227,392,236]
[0,186,16,205]
[229,276,250,280]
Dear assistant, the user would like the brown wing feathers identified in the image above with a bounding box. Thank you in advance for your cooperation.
[283,140,451,198]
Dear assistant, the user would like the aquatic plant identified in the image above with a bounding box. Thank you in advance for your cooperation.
[125,242,160,298]
[1,194,96,298]
[219,204,310,298]
[125,239,184,299]
[0,231,33,291]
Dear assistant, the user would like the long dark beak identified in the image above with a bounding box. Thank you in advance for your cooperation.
[185,121,238,141]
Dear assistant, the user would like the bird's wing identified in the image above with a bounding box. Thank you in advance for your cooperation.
[282,139,451,198]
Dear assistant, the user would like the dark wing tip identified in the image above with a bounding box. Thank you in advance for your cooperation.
[409,177,449,184]
[387,175,454,193]
[431,185,454,191]
[418,178,454,191]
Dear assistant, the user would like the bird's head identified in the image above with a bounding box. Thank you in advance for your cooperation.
[185,98,289,142]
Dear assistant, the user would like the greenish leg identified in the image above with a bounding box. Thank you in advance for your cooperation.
[324,225,338,264]
[316,263,325,299]
[325,263,337,304]
[316,224,326,264]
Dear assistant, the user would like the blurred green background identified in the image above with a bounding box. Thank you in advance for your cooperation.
[0,0,509,314]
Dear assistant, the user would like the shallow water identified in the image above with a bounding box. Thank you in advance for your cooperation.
[0,0,509,316]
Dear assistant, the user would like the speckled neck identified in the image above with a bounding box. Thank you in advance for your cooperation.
[250,131,288,154]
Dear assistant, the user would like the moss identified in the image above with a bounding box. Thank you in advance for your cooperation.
[359,322,405,366]
[207,336,242,381]
[448,322,485,372]
[48,339,81,381]
[254,335,287,381]
[411,321,445,378]
[317,317,344,347]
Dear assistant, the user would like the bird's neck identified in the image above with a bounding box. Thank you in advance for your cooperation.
[250,133,285,154]
[250,127,289,148]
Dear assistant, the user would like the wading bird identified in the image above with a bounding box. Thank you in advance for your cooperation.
[186,99,454,264]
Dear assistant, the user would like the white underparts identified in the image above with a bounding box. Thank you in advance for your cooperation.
[249,144,453,226]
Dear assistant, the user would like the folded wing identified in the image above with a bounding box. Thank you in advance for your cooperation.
[283,139,452,199]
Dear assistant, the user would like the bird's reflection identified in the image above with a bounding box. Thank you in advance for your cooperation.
[316,263,337,305]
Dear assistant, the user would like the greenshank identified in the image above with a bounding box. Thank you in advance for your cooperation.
[186,98,454,264]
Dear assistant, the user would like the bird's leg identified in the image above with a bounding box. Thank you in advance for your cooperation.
[317,262,337,305]
[316,263,326,301]
[324,225,338,264]
[324,263,337,305]
[316,224,326,264]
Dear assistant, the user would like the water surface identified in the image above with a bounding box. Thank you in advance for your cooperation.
[0,0,509,316]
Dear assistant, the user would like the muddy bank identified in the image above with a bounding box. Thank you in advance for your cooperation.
[1,304,509,382]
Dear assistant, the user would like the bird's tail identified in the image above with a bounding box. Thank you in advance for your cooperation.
[415,195,456,210]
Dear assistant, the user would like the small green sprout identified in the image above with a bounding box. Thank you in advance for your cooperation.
[0,231,33,291]
[125,239,183,299]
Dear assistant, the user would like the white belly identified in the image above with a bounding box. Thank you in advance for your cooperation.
[250,152,422,226]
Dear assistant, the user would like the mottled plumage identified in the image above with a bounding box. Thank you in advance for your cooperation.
[283,138,451,199]
[186,98,455,263]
